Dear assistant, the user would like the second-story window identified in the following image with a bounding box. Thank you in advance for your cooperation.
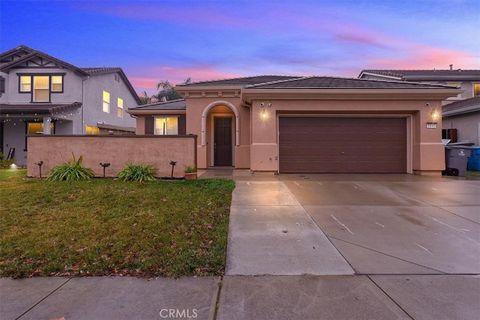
[18,74,64,102]
[102,90,110,113]
[33,76,50,102]
[474,83,480,97]
[117,98,124,118]
[51,76,63,92]
[20,76,31,92]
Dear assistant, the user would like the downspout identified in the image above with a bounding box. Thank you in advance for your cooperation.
[81,76,89,134]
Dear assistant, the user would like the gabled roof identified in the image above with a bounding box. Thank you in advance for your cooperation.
[81,67,142,104]
[0,45,32,62]
[245,76,457,89]
[359,69,480,81]
[0,45,89,75]
[128,99,186,111]
[0,45,141,104]
[176,75,300,87]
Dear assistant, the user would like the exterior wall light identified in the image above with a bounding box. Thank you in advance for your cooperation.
[431,109,440,122]
[426,103,440,129]
[259,102,272,120]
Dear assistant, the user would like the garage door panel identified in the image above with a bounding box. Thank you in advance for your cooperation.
[279,117,407,173]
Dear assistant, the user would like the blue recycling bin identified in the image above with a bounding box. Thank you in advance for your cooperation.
[467,147,480,171]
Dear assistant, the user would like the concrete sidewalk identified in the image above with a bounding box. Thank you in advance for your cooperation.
[1,275,479,320]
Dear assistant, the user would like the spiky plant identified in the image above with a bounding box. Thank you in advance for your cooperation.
[47,154,94,181]
[117,164,156,182]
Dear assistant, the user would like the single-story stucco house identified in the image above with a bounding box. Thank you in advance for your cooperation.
[128,76,459,176]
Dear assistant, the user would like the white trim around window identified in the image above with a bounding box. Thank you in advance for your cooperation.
[102,90,110,113]
[117,97,124,118]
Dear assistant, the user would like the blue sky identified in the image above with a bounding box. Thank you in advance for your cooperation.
[1,0,479,93]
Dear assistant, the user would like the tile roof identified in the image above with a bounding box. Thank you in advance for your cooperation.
[443,96,480,114]
[81,67,123,75]
[360,69,480,81]
[0,102,82,114]
[245,76,457,89]
[129,99,186,111]
[176,75,300,87]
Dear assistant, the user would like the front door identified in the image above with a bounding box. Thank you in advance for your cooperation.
[214,117,232,166]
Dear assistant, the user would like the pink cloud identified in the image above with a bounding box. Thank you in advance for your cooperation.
[129,66,243,91]
[368,45,478,69]
[75,2,249,27]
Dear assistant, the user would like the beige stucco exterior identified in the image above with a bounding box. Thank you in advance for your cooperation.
[27,135,196,178]
[133,86,459,176]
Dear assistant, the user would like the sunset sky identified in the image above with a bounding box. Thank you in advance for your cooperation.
[1,0,479,93]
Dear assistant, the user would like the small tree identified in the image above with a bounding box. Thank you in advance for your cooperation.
[138,91,151,105]
[155,78,191,102]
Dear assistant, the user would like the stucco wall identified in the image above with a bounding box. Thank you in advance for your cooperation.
[83,73,137,131]
[1,68,83,104]
[27,135,197,178]
[3,119,26,165]
[443,112,480,144]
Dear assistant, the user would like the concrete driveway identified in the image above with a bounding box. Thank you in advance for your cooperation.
[226,174,480,275]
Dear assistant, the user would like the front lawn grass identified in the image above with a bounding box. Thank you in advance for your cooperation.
[0,169,235,278]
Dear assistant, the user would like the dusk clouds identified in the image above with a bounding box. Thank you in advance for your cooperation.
[1,0,479,93]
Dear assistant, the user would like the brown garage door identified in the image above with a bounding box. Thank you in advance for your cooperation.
[279,117,407,173]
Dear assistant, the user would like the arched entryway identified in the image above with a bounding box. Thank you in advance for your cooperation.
[201,101,239,167]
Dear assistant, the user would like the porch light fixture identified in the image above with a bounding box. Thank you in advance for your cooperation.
[424,103,440,129]
[260,102,272,121]
[426,103,440,122]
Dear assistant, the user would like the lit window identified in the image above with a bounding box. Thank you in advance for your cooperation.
[85,125,100,135]
[33,76,50,102]
[27,122,44,134]
[117,98,124,118]
[474,83,480,97]
[20,75,31,92]
[51,76,63,92]
[103,91,110,113]
[155,116,178,135]
[26,122,53,134]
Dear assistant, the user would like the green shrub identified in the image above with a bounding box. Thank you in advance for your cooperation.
[117,164,156,182]
[0,152,14,169]
[47,154,94,181]
[184,165,196,173]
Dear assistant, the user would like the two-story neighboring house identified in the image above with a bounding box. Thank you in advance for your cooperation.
[0,45,141,166]
[358,69,480,144]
